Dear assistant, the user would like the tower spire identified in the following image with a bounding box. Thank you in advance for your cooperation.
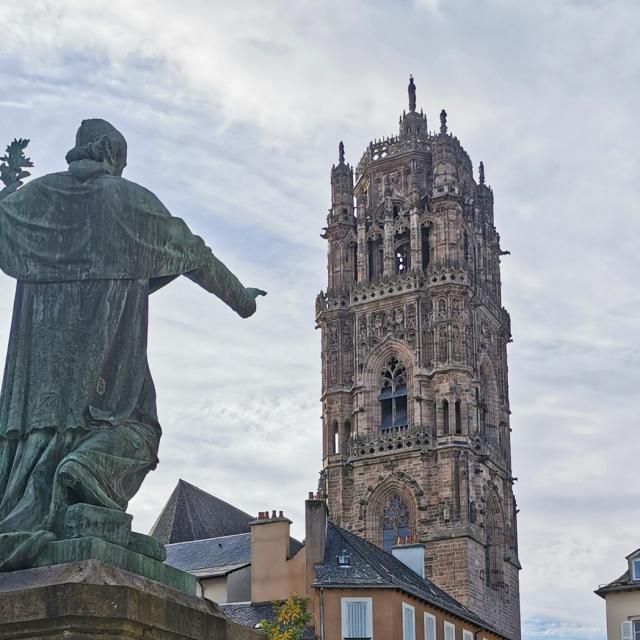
[440,109,447,134]
[338,141,345,164]
[408,75,416,112]
[479,161,485,185]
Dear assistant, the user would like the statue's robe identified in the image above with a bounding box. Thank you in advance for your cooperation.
[0,160,256,570]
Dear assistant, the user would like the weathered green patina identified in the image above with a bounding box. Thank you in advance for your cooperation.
[0,120,265,572]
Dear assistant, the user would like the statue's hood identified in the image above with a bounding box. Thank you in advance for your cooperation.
[68,159,110,182]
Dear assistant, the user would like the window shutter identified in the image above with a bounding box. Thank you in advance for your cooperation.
[621,621,632,640]
[444,621,456,640]
[424,614,436,640]
[346,601,368,639]
[403,605,415,640]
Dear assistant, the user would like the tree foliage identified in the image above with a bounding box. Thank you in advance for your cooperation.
[258,595,311,640]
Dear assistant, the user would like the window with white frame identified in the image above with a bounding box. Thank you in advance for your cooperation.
[341,597,373,640]
[402,603,415,640]
[463,630,474,640]
[424,612,436,640]
[633,558,640,580]
[620,621,640,640]
[444,620,456,640]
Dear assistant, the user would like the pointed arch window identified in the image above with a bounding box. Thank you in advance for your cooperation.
[382,495,411,551]
[421,226,430,270]
[379,357,407,430]
[368,235,383,282]
[485,499,504,590]
[395,229,411,274]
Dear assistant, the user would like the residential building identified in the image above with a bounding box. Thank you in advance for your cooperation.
[596,548,640,639]
[315,76,521,638]
[156,485,510,640]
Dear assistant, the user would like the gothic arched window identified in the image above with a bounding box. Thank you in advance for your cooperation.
[368,235,383,282]
[395,229,410,274]
[382,495,412,551]
[485,497,504,590]
[421,225,430,270]
[455,400,462,434]
[379,357,407,430]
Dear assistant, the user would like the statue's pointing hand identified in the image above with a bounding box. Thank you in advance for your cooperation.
[246,288,267,300]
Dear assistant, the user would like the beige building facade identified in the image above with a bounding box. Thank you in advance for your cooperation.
[316,77,521,638]
[596,548,640,640]
[247,497,509,640]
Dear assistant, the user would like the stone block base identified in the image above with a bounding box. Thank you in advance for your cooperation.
[34,536,196,595]
[0,560,260,640]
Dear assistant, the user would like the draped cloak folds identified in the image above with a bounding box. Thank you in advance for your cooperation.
[0,160,256,570]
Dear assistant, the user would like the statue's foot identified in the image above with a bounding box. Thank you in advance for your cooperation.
[63,503,132,547]
[127,531,166,562]
[61,504,165,561]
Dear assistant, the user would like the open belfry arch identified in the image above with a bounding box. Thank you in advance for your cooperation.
[316,76,521,639]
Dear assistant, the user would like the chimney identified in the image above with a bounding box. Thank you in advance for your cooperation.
[391,541,425,578]
[250,509,293,602]
[305,494,328,588]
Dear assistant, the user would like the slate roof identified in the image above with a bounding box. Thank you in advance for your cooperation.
[221,603,315,640]
[316,523,503,636]
[595,570,640,597]
[165,532,251,578]
[163,526,303,578]
[150,479,253,544]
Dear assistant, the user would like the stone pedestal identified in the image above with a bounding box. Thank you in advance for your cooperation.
[0,560,260,640]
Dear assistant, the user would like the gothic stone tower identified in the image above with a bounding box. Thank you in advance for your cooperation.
[316,77,521,639]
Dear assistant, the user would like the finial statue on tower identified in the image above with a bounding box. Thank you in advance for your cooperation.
[440,109,447,134]
[479,161,485,185]
[408,75,416,112]
[338,141,345,164]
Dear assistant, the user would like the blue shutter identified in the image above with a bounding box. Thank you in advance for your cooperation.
[346,601,368,638]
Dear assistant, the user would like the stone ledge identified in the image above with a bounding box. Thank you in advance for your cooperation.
[33,537,196,595]
[0,560,259,640]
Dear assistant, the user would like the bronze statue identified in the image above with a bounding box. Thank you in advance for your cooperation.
[0,120,265,570]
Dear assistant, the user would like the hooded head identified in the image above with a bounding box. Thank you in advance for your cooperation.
[65,119,128,178]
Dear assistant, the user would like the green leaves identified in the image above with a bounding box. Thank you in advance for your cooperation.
[258,595,312,640]
[0,138,33,188]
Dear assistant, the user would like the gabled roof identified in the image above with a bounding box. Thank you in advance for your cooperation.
[165,532,251,577]
[149,479,253,544]
[315,523,504,637]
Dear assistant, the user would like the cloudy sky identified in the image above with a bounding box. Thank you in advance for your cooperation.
[2,1,639,637]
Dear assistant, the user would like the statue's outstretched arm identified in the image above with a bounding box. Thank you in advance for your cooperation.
[183,253,265,318]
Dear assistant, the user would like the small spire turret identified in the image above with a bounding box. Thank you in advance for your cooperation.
[479,161,485,185]
[338,141,345,164]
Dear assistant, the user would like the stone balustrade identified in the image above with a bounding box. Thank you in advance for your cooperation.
[348,424,431,460]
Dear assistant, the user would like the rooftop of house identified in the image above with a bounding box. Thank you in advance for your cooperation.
[150,479,254,544]
[164,529,303,578]
[165,532,252,578]
[317,522,503,636]
[595,548,640,598]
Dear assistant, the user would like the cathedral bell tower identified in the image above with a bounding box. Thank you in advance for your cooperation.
[316,76,521,639]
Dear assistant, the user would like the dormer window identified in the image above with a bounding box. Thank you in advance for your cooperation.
[338,549,351,567]
[633,558,640,580]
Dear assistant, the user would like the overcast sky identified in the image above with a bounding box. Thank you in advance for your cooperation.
[2,1,639,638]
